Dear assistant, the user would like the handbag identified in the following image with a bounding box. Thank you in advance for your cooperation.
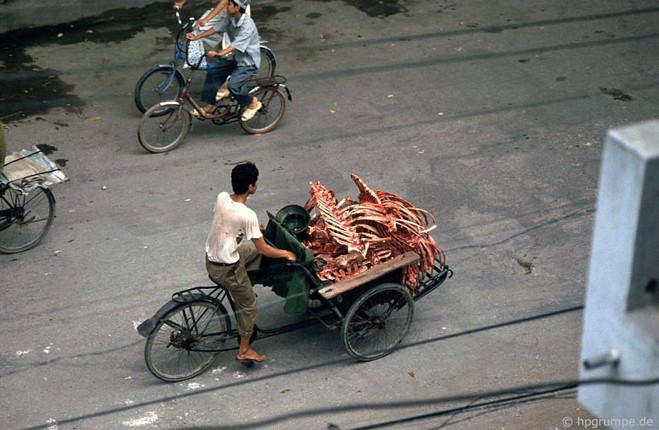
[185,31,208,70]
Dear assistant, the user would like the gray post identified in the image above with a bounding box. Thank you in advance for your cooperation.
[578,120,658,427]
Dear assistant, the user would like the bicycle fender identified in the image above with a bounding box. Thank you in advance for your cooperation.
[280,84,293,101]
[136,293,216,337]
[158,101,182,108]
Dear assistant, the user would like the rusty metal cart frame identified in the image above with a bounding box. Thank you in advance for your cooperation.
[138,250,452,382]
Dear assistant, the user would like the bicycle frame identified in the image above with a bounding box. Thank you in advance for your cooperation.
[172,59,266,124]
[166,278,342,354]
[0,183,14,231]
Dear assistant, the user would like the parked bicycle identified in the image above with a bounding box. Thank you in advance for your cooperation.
[0,149,65,253]
[134,10,276,115]
[137,53,291,153]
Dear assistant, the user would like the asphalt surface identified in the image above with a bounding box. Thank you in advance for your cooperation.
[1,0,658,429]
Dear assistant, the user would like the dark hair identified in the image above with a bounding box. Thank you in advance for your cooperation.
[231,162,259,194]
[231,1,246,13]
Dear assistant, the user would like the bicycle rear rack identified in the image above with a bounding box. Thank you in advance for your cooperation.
[252,75,287,87]
[172,286,227,304]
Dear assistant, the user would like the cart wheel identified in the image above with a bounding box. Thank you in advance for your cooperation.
[144,300,230,382]
[341,283,414,361]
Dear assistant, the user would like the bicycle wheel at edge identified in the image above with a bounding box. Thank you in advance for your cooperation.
[341,283,414,361]
[240,87,286,135]
[134,65,185,114]
[0,186,55,254]
[144,300,231,382]
[138,102,191,153]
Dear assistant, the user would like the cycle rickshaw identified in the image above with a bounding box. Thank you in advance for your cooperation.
[138,210,452,382]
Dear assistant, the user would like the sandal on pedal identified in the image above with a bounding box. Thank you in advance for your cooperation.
[215,88,230,102]
[235,351,267,363]
[241,101,262,122]
[191,107,213,118]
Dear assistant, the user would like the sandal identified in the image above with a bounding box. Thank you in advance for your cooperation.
[190,106,214,118]
[235,351,267,363]
[241,101,262,121]
[215,88,230,102]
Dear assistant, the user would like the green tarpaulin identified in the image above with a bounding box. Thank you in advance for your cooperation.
[255,215,315,316]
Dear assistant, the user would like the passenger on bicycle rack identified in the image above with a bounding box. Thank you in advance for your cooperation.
[174,0,228,52]
[185,0,263,121]
[205,162,297,363]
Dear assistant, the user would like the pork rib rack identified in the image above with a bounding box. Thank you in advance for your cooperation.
[302,174,446,290]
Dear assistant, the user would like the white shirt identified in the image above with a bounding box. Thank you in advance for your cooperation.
[205,192,263,264]
[198,8,227,49]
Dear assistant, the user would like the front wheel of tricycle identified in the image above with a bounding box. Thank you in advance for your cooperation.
[144,300,231,382]
[240,87,286,135]
[341,283,414,362]
[138,102,191,153]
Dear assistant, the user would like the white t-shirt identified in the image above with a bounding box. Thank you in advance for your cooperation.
[205,192,263,264]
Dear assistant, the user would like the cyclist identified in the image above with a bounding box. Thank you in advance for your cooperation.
[205,162,297,363]
[186,0,263,121]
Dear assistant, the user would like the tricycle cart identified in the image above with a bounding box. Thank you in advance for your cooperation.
[138,240,452,382]
[0,147,66,253]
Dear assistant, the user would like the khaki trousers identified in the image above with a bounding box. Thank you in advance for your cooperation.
[205,243,262,337]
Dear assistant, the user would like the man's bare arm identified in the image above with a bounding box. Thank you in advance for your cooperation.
[198,0,229,27]
[252,237,297,261]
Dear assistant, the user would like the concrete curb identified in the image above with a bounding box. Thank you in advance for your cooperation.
[0,0,169,34]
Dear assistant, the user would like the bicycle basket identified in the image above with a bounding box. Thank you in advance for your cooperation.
[2,146,67,192]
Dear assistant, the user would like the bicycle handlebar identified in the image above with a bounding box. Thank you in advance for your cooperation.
[185,52,207,69]
[175,9,196,28]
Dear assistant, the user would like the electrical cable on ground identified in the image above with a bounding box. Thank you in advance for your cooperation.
[21,304,595,429]
[180,377,658,430]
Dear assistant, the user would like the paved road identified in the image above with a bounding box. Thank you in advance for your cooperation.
[1,0,657,428]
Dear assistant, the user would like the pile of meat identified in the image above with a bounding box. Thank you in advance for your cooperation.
[302,174,446,290]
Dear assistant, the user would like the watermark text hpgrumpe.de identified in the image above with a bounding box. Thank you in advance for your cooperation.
[562,416,655,429]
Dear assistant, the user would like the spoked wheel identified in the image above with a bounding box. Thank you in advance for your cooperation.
[134,65,185,115]
[240,87,286,135]
[0,186,55,254]
[144,300,231,382]
[138,102,191,153]
[342,283,414,361]
[256,46,277,79]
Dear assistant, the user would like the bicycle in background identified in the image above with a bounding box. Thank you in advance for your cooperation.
[137,54,291,153]
[0,149,65,253]
[134,10,276,115]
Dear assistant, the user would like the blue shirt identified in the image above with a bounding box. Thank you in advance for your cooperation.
[226,14,261,68]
